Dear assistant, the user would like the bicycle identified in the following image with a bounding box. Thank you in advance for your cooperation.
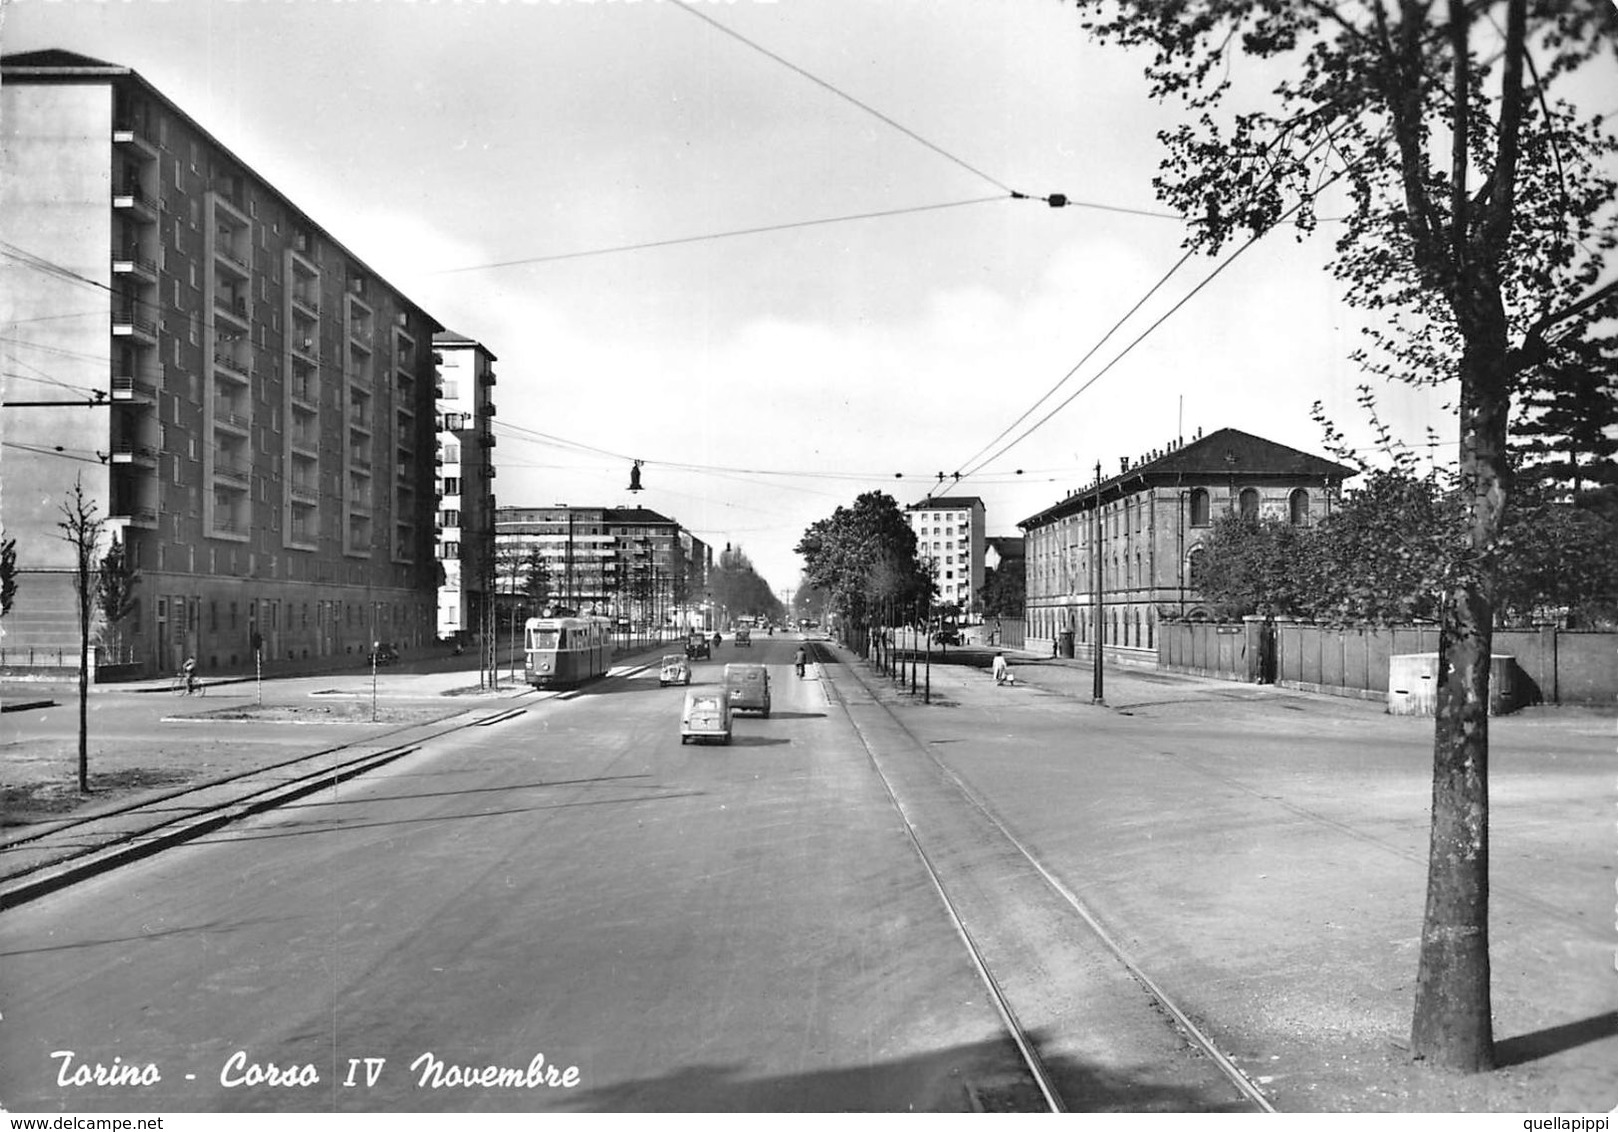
[169,671,206,696]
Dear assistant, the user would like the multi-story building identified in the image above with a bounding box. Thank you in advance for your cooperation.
[492,505,702,630]
[1018,428,1357,659]
[432,330,498,643]
[905,495,986,614]
[0,50,443,677]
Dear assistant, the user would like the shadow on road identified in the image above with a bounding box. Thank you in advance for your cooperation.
[550,1028,1251,1112]
[1495,1011,1618,1068]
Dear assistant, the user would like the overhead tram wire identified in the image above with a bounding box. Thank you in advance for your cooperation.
[433,197,1010,275]
[948,246,1198,476]
[668,1,1018,197]
[957,193,1328,486]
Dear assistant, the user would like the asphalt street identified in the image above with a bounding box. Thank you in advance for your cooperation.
[0,640,1048,1112]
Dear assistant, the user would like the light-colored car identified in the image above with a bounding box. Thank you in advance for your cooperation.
[659,654,692,686]
[723,662,771,717]
[680,689,732,744]
[734,627,752,647]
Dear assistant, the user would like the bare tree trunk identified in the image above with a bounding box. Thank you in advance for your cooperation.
[1411,321,1508,1073]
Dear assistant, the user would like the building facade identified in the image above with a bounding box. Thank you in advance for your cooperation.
[0,51,443,677]
[1018,428,1357,659]
[492,505,705,631]
[433,331,498,643]
[906,496,986,614]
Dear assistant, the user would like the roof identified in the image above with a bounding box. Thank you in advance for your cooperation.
[2,50,123,71]
[1019,428,1358,530]
[908,496,984,512]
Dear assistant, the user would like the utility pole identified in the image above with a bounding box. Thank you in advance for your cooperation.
[1092,461,1105,706]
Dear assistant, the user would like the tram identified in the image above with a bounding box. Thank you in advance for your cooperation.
[523,614,613,689]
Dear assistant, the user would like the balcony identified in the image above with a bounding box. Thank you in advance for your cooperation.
[478,431,496,449]
[213,351,250,380]
[291,288,319,316]
[212,403,251,432]
[108,504,159,529]
[111,375,157,403]
[292,334,320,360]
[112,125,159,159]
[112,250,158,281]
[214,293,249,325]
[111,307,158,343]
[110,440,158,467]
[289,480,319,504]
[289,430,319,456]
[213,454,251,483]
[111,185,158,221]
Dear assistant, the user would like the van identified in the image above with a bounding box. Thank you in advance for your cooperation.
[723,663,771,717]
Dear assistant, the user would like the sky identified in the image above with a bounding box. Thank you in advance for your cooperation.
[3,0,1557,597]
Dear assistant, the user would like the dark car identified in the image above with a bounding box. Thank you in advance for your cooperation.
[685,635,711,660]
[368,642,400,666]
[932,628,961,646]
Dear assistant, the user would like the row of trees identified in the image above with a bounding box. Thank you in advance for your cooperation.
[708,545,784,626]
[1194,468,1618,628]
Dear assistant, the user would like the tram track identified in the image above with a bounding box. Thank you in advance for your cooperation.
[809,640,1274,1113]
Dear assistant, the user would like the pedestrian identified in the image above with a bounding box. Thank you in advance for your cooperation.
[992,651,1009,686]
[181,654,198,695]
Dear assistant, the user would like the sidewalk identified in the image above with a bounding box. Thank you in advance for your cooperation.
[0,646,667,909]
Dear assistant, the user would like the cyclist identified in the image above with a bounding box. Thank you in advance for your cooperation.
[181,655,198,695]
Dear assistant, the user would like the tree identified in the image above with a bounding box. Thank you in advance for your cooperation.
[797,492,931,649]
[1074,0,1618,1071]
[0,534,16,619]
[521,546,553,608]
[58,475,103,793]
[1193,514,1316,620]
[979,564,1026,620]
[95,532,140,664]
[1512,323,1618,495]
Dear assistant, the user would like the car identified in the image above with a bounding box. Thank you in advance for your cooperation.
[680,689,732,744]
[367,642,400,666]
[932,628,961,646]
[723,662,771,717]
[685,635,711,660]
[659,653,692,686]
[734,627,752,647]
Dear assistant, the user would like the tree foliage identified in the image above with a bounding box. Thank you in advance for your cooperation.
[708,545,784,623]
[796,492,932,634]
[95,532,140,658]
[0,535,16,618]
[978,563,1026,619]
[1073,0,1618,1071]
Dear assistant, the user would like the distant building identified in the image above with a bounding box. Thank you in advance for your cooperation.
[0,50,443,677]
[1018,428,1357,658]
[433,331,498,641]
[493,505,707,630]
[906,495,986,614]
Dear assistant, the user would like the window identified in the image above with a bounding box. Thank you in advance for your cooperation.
[442,477,460,496]
[1239,488,1260,520]
[1188,545,1207,588]
[1289,488,1310,525]
[1189,489,1210,527]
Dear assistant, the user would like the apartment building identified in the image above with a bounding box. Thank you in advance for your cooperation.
[492,506,705,629]
[1018,428,1357,659]
[433,330,498,643]
[906,495,986,614]
[0,50,443,677]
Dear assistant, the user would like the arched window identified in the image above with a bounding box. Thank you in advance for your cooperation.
[1239,488,1260,520]
[1187,544,1207,589]
[1289,488,1310,525]
[1190,488,1210,527]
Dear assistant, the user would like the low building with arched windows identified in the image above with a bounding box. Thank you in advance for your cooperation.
[1017,428,1357,662]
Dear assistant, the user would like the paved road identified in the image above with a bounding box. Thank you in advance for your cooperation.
[0,640,1046,1112]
